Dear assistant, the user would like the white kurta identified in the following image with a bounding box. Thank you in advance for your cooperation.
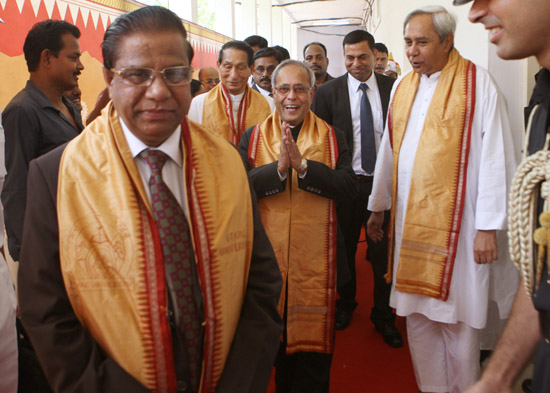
[187,89,272,123]
[187,90,245,124]
[368,66,519,329]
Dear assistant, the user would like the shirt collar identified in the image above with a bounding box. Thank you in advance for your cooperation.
[348,71,377,93]
[120,117,183,167]
[229,91,245,103]
[256,84,272,96]
[421,71,442,83]
[26,80,75,113]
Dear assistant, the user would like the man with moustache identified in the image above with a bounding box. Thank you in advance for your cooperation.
[374,42,389,74]
[367,6,517,392]
[303,42,334,88]
[314,30,401,348]
[198,66,220,92]
[455,0,550,392]
[17,6,283,393]
[239,60,356,393]
[187,41,271,145]
[250,47,280,111]
[2,20,84,263]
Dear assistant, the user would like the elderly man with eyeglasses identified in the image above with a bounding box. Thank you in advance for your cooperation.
[17,6,283,393]
[239,59,356,393]
[188,40,271,146]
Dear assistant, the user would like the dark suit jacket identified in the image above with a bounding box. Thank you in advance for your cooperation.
[238,120,357,290]
[313,72,395,157]
[18,143,283,393]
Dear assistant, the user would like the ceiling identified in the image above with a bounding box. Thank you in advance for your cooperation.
[272,0,373,35]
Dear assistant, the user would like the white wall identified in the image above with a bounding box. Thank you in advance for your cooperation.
[296,26,357,78]
[297,0,534,156]
[234,0,296,54]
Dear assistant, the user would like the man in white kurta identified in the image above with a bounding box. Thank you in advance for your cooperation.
[187,41,271,145]
[367,7,518,393]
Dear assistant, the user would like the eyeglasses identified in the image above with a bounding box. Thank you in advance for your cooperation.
[273,84,312,96]
[111,66,193,87]
[202,78,220,85]
[253,66,276,75]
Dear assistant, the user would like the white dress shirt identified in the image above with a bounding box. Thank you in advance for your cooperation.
[255,85,275,112]
[347,72,384,176]
[120,118,188,217]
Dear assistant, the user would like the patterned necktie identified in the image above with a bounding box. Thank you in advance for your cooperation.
[359,83,376,173]
[140,149,201,390]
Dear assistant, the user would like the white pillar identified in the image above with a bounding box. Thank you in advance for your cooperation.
[170,0,198,23]
[215,0,234,37]
[236,0,257,40]
[257,0,272,44]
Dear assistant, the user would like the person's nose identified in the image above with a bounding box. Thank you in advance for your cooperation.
[468,0,488,24]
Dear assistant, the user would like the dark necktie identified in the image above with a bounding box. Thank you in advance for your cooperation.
[359,83,376,173]
[140,149,201,390]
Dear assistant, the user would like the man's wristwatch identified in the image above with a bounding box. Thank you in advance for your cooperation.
[298,158,308,175]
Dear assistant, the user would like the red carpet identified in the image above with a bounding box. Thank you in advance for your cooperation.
[267,233,419,392]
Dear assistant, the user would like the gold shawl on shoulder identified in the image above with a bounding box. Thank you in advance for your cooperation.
[387,49,476,300]
[248,111,337,354]
[57,103,253,392]
[202,83,271,145]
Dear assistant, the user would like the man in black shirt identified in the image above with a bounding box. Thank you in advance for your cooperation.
[456,0,550,392]
[2,20,84,262]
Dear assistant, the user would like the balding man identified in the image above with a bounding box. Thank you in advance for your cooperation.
[239,59,355,393]
[458,0,550,392]
[367,6,517,392]
[198,66,219,92]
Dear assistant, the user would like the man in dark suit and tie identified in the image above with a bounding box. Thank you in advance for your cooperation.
[314,29,402,348]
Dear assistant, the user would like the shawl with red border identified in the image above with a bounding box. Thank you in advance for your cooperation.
[57,103,254,392]
[386,49,476,301]
[247,110,337,354]
[202,83,271,145]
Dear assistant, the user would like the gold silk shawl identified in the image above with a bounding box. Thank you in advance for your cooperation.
[57,103,254,393]
[202,83,271,145]
[247,111,337,354]
[387,49,476,301]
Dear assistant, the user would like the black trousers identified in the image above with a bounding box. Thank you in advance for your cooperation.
[336,177,394,327]
[533,338,550,393]
[274,341,333,393]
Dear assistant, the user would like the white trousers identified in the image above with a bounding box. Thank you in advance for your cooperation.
[0,254,18,393]
[407,313,480,393]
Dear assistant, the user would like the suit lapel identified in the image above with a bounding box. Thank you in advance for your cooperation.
[341,74,353,136]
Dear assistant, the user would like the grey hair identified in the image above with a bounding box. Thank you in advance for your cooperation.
[272,59,316,88]
[403,6,456,43]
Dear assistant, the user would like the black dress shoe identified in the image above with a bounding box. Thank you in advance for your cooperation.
[376,323,403,348]
[335,308,353,330]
